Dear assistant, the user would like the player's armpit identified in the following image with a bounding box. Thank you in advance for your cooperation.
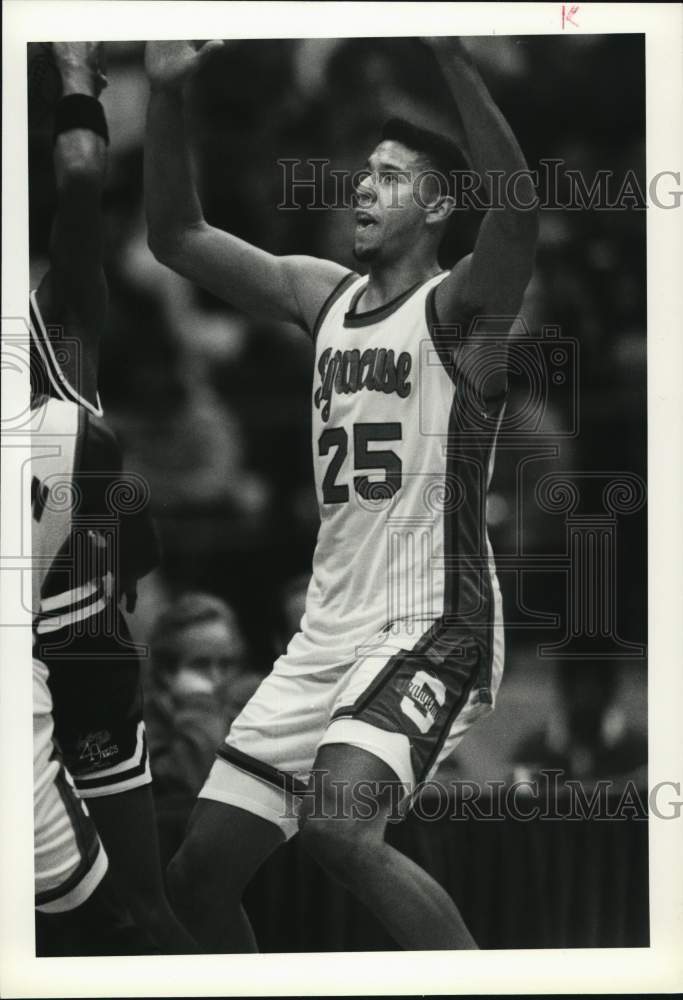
[280,255,353,337]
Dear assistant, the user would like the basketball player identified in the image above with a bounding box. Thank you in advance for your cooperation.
[145,37,538,950]
[30,41,196,953]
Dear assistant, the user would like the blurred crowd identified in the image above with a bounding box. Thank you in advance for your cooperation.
[29,35,647,801]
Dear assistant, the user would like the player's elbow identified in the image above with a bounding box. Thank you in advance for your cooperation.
[147,226,181,267]
[147,223,196,269]
[147,227,172,264]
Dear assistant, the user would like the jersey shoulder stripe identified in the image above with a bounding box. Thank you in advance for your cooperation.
[311,270,359,342]
[425,283,509,402]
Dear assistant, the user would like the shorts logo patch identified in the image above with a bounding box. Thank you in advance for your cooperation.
[400,670,446,734]
[78,730,119,767]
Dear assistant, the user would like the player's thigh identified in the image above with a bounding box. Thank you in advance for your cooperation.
[172,797,284,897]
[302,742,404,834]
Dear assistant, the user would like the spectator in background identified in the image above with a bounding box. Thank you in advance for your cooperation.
[145,592,261,863]
[510,661,647,789]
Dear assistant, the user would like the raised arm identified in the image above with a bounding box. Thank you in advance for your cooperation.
[144,41,348,334]
[427,38,539,324]
[35,43,108,359]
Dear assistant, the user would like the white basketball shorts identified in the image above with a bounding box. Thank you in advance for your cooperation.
[200,610,504,839]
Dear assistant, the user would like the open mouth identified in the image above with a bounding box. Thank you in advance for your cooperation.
[355,211,377,230]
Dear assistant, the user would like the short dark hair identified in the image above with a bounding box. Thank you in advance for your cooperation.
[380,117,469,197]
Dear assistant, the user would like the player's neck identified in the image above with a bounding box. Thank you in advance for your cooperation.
[364,255,442,311]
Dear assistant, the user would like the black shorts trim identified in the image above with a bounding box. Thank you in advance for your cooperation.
[216,745,308,797]
[73,730,148,789]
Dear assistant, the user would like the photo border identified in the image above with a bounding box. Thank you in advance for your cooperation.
[2,2,682,995]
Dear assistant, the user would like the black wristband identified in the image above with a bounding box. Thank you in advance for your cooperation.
[53,94,109,145]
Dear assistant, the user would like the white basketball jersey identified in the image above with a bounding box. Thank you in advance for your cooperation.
[303,270,506,661]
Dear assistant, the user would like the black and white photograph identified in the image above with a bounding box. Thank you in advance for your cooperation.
[1,1,682,996]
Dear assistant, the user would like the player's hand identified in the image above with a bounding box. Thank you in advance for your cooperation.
[52,41,108,97]
[145,40,224,92]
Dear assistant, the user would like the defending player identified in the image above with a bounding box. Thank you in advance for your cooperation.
[145,37,538,950]
[30,41,196,953]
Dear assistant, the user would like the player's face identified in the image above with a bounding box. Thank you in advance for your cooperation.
[353,141,428,263]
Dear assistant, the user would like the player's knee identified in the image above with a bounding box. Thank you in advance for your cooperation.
[125,888,172,935]
[299,815,379,876]
[299,817,355,869]
[166,837,223,915]
[167,835,242,911]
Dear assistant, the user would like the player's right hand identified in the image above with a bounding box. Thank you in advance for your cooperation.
[145,40,224,92]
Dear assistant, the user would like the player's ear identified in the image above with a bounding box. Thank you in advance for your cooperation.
[424,195,455,227]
